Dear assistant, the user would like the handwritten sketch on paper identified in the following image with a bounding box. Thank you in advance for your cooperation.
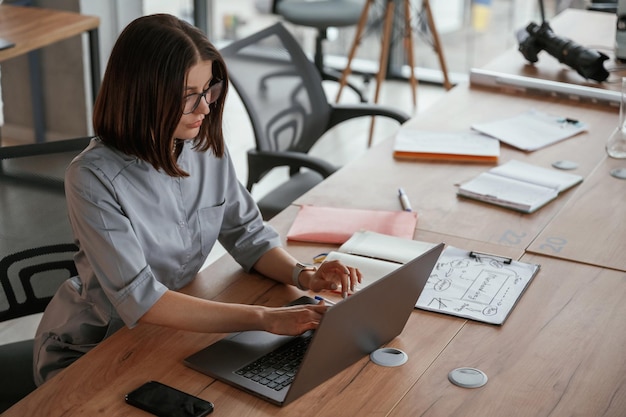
[415,246,540,325]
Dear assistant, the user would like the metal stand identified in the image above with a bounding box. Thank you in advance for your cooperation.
[336,0,452,146]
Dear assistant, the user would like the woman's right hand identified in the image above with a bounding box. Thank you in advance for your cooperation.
[262,304,328,336]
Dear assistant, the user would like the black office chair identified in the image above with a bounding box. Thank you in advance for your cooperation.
[272,0,368,101]
[0,244,79,412]
[0,137,92,187]
[220,23,409,220]
[587,0,617,12]
[0,137,88,412]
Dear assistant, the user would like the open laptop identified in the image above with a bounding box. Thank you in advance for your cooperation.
[184,243,444,406]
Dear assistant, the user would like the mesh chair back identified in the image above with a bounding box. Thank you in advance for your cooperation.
[220,23,333,154]
[0,244,78,322]
[0,137,89,322]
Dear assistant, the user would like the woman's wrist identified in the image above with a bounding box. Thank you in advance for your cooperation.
[292,263,317,290]
[298,269,317,291]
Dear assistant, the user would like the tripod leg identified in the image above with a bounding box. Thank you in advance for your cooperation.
[423,0,452,90]
[335,0,374,103]
[368,0,395,147]
[404,0,417,109]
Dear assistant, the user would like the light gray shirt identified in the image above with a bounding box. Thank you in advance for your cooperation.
[33,137,280,384]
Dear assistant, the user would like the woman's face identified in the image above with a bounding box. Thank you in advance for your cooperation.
[173,60,216,140]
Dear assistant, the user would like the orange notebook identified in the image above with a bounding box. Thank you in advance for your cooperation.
[286,205,418,245]
[393,129,500,164]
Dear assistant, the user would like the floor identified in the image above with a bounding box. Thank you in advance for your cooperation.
[0,0,576,345]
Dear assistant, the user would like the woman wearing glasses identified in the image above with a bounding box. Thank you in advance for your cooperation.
[33,14,360,385]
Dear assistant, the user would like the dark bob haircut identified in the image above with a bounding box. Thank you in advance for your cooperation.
[93,14,228,177]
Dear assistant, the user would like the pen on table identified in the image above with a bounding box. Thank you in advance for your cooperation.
[314,295,336,306]
[398,187,413,212]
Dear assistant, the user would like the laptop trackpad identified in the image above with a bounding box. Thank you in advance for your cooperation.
[230,330,289,346]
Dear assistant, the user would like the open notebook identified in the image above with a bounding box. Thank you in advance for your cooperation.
[324,230,437,288]
[457,160,583,213]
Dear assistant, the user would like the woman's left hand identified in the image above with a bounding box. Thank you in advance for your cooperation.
[306,260,361,297]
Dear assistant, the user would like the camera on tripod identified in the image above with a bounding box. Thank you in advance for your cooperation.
[516,21,609,83]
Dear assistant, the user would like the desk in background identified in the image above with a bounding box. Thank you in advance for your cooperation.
[0,4,100,142]
[295,85,618,253]
[527,155,626,271]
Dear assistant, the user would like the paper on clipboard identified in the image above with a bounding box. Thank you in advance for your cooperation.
[415,246,540,325]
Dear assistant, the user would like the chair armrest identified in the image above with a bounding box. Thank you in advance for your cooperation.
[246,149,337,190]
[327,104,410,130]
[0,137,92,190]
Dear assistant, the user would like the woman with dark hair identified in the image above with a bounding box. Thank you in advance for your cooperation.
[33,14,360,386]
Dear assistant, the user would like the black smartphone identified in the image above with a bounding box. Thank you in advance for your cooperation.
[125,381,214,417]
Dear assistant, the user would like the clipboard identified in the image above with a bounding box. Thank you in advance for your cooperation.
[415,246,540,325]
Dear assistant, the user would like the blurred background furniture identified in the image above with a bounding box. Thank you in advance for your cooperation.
[220,22,409,220]
[0,4,100,143]
[335,0,451,146]
[587,0,618,12]
[272,0,368,102]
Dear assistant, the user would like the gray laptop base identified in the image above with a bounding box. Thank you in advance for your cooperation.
[184,243,444,406]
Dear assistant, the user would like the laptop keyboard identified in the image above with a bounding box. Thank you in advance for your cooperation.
[234,333,313,391]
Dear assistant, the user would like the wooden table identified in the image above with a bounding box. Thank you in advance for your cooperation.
[5,8,626,417]
[388,255,626,417]
[0,4,100,142]
[527,155,626,271]
[295,85,618,252]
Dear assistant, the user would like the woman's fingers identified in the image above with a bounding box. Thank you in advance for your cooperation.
[313,260,362,296]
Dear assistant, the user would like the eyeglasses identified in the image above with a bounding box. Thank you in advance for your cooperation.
[182,79,223,115]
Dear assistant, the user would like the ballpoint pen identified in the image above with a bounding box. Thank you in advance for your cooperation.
[314,295,336,306]
[398,187,413,212]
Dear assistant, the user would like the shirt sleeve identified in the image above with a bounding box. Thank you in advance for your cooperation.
[65,161,167,328]
[217,151,282,272]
